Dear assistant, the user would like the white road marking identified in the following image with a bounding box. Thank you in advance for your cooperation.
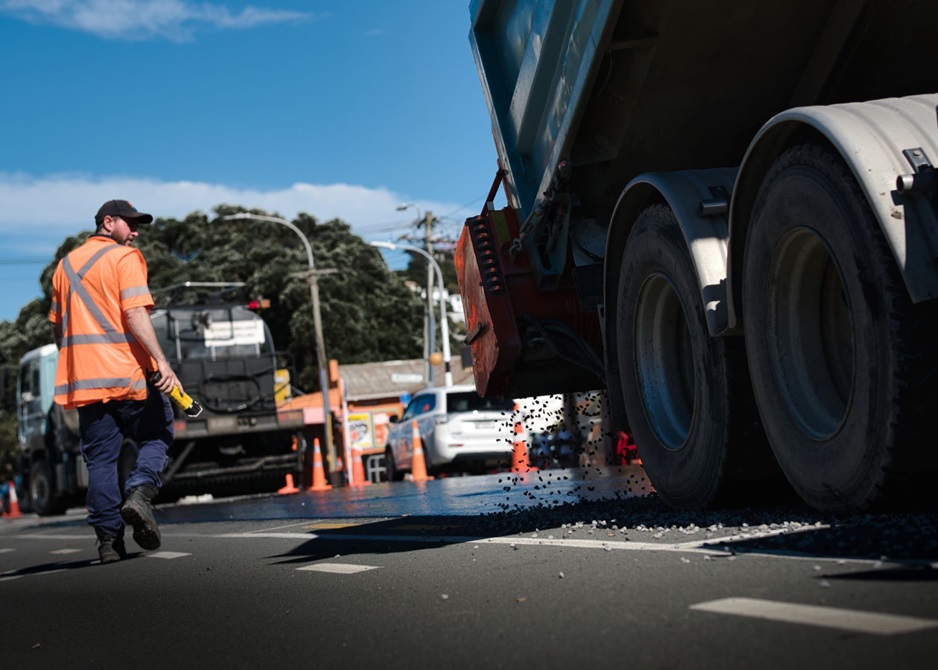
[482,535,717,553]
[146,551,191,560]
[9,533,88,542]
[242,520,321,533]
[0,574,23,581]
[50,548,82,555]
[212,531,707,553]
[690,597,938,635]
[217,532,320,540]
[700,524,830,547]
[0,548,15,554]
[298,563,381,574]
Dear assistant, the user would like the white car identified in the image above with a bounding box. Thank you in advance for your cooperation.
[384,385,517,479]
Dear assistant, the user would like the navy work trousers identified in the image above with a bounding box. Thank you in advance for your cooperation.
[77,384,174,537]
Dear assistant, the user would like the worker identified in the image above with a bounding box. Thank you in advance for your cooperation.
[49,199,183,564]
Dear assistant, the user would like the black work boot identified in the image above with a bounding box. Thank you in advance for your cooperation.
[95,530,127,564]
[120,484,161,550]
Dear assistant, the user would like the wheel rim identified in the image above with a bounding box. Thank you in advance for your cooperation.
[634,273,695,450]
[32,470,51,509]
[767,228,853,439]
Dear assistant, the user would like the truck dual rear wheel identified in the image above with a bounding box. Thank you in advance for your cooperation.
[617,205,770,508]
[29,459,67,517]
[742,144,937,512]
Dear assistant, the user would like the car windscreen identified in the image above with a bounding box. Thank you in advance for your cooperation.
[446,392,515,413]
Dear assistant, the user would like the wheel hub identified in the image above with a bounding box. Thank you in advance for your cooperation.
[634,273,695,450]
[767,227,854,439]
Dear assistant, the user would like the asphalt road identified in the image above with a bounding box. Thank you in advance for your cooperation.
[2,466,937,670]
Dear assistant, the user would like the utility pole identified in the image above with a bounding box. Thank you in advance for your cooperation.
[422,210,436,386]
[304,265,339,473]
[396,204,440,388]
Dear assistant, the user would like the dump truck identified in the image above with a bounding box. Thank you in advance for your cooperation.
[17,299,304,515]
[455,0,938,512]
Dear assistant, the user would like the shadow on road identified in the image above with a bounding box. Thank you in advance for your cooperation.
[0,553,148,579]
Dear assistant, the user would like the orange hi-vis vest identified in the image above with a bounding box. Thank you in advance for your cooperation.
[49,235,156,409]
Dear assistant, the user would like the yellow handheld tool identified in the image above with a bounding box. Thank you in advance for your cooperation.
[148,371,203,418]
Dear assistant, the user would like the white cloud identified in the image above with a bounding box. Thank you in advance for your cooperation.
[0,171,460,252]
[0,0,318,40]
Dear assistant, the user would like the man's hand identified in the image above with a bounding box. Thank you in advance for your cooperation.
[151,362,183,396]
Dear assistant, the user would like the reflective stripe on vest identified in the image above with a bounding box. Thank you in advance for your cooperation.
[60,245,137,349]
[120,285,150,300]
[54,377,148,396]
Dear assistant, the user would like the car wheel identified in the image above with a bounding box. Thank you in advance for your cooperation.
[385,447,403,482]
[30,459,67,516]
[421,440,437,476]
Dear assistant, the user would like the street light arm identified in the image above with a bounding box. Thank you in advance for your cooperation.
[221,213,315,270]
[370,240,453,386]
[370,241,444,301]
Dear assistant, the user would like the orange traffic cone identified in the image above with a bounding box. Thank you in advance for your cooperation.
[5,480,23,519]
[307,438,333,491]
[277,473,300,495]
[410,419,429,482]
[350,443,371,487]
[511,408,537,473]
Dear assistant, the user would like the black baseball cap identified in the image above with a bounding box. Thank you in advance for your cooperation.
[95,200,153,225]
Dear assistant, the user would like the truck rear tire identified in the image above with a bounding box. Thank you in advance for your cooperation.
[742,144,938,512]
[617,205,770,509]
[30,459,68,517]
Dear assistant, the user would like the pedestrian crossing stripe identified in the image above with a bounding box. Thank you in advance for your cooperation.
[303,522,359,530]
[690,597,938,635]
[297,563,381,574]
[146,551,191,559]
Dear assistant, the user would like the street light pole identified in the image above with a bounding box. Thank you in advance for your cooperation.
[220,213,336,475]
[371,241,453,387]
[396,203,435,385]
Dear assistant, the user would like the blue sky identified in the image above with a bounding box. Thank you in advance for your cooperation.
[0,0,499,323]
